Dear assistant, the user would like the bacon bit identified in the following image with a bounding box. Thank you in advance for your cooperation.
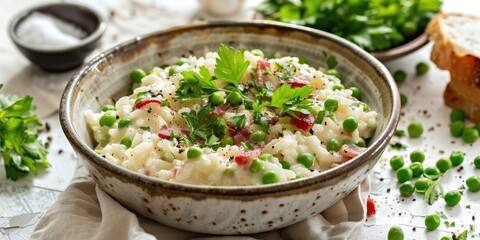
[256,60,272,84]
[285,74,311,88]
[266,116,279,125]
[234,148,262,166]
[228,124,251,145]
[366,197,376,217]
[144,169,151,176]
[157,125,184,140]
[172,167,181,176]
[210,104,228,116]
[339,145,367,161]
[290,112,315,131]
[134,99,162,109]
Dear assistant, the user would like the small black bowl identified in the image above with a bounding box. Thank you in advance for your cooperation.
[8,3,107,72]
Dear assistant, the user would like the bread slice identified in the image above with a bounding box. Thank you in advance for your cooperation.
[426,13,480,123]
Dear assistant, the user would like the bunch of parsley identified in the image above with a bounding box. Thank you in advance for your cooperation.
[0,85,49,180]
[257,0,441,52]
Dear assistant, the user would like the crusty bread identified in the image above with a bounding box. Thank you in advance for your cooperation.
[426,13,480,123]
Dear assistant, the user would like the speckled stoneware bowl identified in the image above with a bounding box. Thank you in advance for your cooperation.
[60,21,400,235]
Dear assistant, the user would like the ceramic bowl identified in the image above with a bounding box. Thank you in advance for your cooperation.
[60,21,400,235]
[8,2,107,72]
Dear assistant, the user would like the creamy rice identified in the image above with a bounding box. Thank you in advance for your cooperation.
[86,47,377,186]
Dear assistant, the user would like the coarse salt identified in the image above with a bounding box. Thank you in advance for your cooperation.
[16,12,88,50]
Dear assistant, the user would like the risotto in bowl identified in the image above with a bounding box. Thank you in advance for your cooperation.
[60,21,399,234]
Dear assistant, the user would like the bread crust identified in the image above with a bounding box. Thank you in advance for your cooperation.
[444,82,480,123]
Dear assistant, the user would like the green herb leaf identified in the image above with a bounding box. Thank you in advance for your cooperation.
[214,44,250,87]
[175,66,218,101]
[389,141,407,150]
[269,84,312,109]
[457,230,468,240]
[226,114,246,131]
[394,129,405,137]
[181,106,227,144]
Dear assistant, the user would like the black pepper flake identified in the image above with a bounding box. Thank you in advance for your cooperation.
[379,178,384,182]
[45,122,51,132]
[309,129,314,134]
[386,188,391,193]
[58,149,63,154]
[412,227,416,232]
[179,149,185,154]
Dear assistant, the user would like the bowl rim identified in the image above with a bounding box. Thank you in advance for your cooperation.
[8,2,107,53]
[60,20,400,196]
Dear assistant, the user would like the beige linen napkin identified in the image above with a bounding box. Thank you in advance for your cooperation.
[31,162,369,240]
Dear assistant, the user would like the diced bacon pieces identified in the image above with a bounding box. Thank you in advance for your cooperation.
[134,99,162,110]
[284,74,310,88]
[227,124,251,145]
[366,197,376,217]
[290,112,315,131]
[339,145,367,160]
[210,104,228,116]
[157,125,184,140]
[234,148,262,166]
[256,60,272,84]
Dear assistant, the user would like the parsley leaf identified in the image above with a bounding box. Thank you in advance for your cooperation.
[0,88,49,181]
[457,230,468,240]
[226,114,246,131]
[389,141,407,150]
[175,66,218,101]
[181,106,227,144]
[269,84,312,108]
[425,176,445,205]
[214,44,250,87]
[394,129,405,137]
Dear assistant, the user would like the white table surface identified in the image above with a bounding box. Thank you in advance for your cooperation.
[0,0,479,239]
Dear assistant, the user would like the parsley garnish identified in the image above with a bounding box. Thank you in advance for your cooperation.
[457,230,468,240]
[226,114,246,131]
[175,66,218,101]
[444,221,456,228]
[181,106,226,143]
[389,141,407,150]
[214,44,250,87]
[394,129,405,137]
[425,176,445,205]
[269,84,313,115]
[0,85,49,180]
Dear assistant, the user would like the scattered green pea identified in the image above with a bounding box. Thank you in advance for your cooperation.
[357,102,369,112]
[324,98,338,112]
[449,151,464,167]
[450,109,466,122]
[326,138,341,152]
[414,178,430,193]
[450,120,465,137]
[474,156,480,169]
[168,67,176,76]
[440,236,453,240]
[424,213,441,231]
[209,92,224,106]
[223,168,234,176]
[221,136,234,146]
[410,162,423,178]
[120,137,132,148]
[226,92,243,106]
[258,154,273,162]
[187,147,202,159]
[342,117,358,133]
[416,61,430,75]
[333,85,345,91]
[393,70,407,84]
[387,226,404,240]
[355,138,366,147]
[262,171,278,184]
[118,119,132,128]
[325,69,341,79]
[466,176,480,192]
[408,150,424,163]
[444,190,461,206]
[101,104,116,112]
[99,113,116,127]
[396,167,413,183]
[423,166,441,180]
[251,49,264,58]
[407,121,423,138]
[280,160,291,169]
[400,93,408,107]
[251,130,267,143]
[436,158,452,173]
[399,181,415,197]
[131,68,146,83]
[249,160,264,173]
[462,128,479,143]
[390,155,405,171]
[297,153,314,168]
[349,87,361,100]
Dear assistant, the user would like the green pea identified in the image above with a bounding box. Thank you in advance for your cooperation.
[424,213,441,231]
[120,137,132,148]
[355,139,366,147]
[340,138,351,146]
[251,130,267,143]
[221,136,234,146]
[466,176,480,192]
[99,113,116,127]
[259,154,273,162]
[436,158,452,173]
[223,168,234,176]
[449,151,464,167]
[444,190,461,206]
[342,117,358,133]
[262,171,278,184]
[474,156,480,169]
[325,69,341,79]
[450,120,465,137]
[401,21,418,38]
[410,162,423,178]
[396,167,413,183]
[101,104,116,112]
[297,153,314,168]
[387,226,404,240]
[462,128,479,143]
[356,102,369,112]
[389,155,404,171]
[249,159,264,173]
[440,237,453,240]
[168,67,176,76]
[326,138,341,152]
[414,178,430,193]
[410,150,425,163]
[332,85,345,91]
[223,85,237,92]
[251,49,264,58]
[400,93,408,107]
[187,147,202,159]
[226,92,243,106]
[280,161,291,169]
[423,166,441,180]
[118,119,132,128]
[324,98,338,112]
[416,62,430,75]
[176,58,186,65]
[450,109,466,122]
[393,70,407,84]
[399,181,415,197]
[407,121,423,138]
[131,68,146,83]
[349,87,361,100]
[209,92,224,106]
